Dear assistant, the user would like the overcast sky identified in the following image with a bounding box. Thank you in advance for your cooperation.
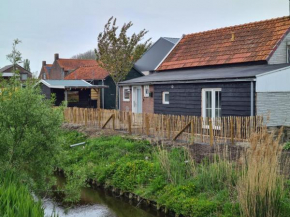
[0,0,288,76]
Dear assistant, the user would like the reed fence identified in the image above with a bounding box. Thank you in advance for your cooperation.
[63,107,264,145]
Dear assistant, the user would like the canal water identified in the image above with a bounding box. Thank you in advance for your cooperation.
[43,176,166,217]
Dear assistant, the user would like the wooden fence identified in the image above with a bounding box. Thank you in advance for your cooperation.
[63,107,264,145]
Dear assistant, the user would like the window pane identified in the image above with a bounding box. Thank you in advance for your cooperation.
[124,89,130,99]
[206,109,212,118]
[206,91,212,108]
[165,93,169,102]
[68,91,79,102]
[215,91,221,109]
[215,108,221,118]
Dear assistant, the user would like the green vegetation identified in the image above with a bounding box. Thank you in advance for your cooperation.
[0,39,63,216]
[283,142,290,150]
[58,130,290,217]
[0,172,44,217]
[57,132,236,216]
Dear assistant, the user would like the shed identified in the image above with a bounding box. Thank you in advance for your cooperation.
[39,79,108,108]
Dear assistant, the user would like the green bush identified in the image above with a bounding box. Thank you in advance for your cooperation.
[283,142,290,151]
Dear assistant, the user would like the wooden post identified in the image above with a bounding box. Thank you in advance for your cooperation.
[73,107,76,123]
[209,119,213,146]
[112,113,115,130]
[85,109,88,126]
[97,89,101,109]
[102,114,114,129]
[167,118,171,139]
[173,121,191,141]
[145,114,149,136]
[128,113,132,134]
[98,109,101,128]
[231,118,234,145]
[191,119,194,144]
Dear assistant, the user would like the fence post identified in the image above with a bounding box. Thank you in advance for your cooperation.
[167,118,171,139]
[85,109,88,126]
[191,119,194,144]
[231,118,234,145]
[209,119,213,146]
[112,113,115,130]
[73,107,76,124]
[98,109,101,128]
[145,114,149,136]
[128,113,132,134]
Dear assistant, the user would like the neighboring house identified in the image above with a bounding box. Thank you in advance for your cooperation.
[38,61,52,79]
[119,16,290,128]
[41,53,98,80]
[64,62,143,109]
[38,79,107,108]
[0,64,32,81]
[134,37,179,75]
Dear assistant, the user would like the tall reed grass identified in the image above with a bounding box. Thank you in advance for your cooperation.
[0,172,45,217]
[237,130,285,217]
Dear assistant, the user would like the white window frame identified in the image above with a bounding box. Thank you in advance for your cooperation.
[144,85,150,97]
[123,87,130,102]
[202,88,221,129]
[162,91,169,104]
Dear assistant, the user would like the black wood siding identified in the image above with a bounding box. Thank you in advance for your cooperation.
[154,82,254,116]
[93,68,143,109]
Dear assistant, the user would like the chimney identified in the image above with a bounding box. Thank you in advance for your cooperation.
[54,53,59,61]
[42,61,46,66]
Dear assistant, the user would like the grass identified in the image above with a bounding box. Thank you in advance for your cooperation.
[0,172,45,217]
[57,129,290,217]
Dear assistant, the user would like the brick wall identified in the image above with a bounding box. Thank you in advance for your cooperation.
[143,85,154,113]
[120,85,154,113]
[257,92,290,126]
[49,62,63,79]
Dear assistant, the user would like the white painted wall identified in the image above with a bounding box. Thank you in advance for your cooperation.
[256,67,290,92]
[268,31,290,64]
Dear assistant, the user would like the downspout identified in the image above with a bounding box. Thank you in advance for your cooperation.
[251,81,254,116]
[102,79,105,109]
[118,83,120,110]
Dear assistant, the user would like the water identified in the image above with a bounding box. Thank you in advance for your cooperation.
[43,176,166,217]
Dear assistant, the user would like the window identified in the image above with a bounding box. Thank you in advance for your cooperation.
[123,87,130,101]
[287,45,290,63]
[67,91,79,102]
[144,85,149,97]
[202,88,221,119]
[43,73,46,79]
[21,74,27,80]
[162,92,169,104]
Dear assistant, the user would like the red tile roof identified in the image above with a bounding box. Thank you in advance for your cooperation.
[157,16,290,71]
[57,59,98,71]
[64,64,109,80]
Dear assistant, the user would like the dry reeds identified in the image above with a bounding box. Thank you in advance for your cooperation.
[237,129,284,217]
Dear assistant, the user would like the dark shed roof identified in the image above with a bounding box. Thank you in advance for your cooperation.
[119,64,290,85]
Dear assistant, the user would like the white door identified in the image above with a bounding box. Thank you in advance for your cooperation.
[132,86,142,113]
